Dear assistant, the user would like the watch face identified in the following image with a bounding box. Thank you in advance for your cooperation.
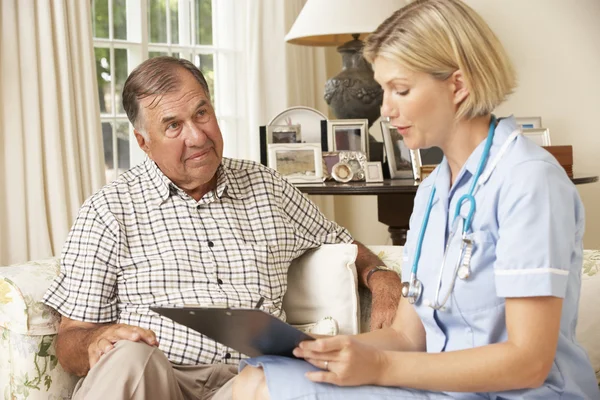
[332,162,354,183]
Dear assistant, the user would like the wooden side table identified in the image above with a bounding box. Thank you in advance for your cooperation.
[296,174,598,246]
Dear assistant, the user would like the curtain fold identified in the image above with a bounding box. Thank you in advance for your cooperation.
[0,0,104,265]
[237,0,335,219]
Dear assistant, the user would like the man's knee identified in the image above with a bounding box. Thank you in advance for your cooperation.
[100,340,169,371]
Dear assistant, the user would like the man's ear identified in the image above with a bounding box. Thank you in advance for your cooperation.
[450,70,469,106]
[134,129,150,153]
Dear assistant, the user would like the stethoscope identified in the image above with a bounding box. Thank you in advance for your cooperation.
[401,116,521,310]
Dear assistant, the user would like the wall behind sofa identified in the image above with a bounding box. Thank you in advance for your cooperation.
[325,0,600,248]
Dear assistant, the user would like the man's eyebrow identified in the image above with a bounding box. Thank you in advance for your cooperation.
[160,100,208,125]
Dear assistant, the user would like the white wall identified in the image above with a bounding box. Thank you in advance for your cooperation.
[327,0,600,248]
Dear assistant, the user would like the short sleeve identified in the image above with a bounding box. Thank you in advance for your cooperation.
[494,161,584,298]
[42,199,120,323]
[279,178,353,252]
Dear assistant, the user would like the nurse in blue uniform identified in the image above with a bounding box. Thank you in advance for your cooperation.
[232,0,600,399]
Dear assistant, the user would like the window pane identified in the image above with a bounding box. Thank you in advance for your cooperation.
[116,122,130,175]
[92,0,109,39]
[195,54,214,101]
[95,47,112,114]
[170,0,179,45]
[113,0,127,40]
[149,51,170,59]
[149,0,167,43]
[114,49,128,114]
[102,122,115,182]
[195,0,213,45]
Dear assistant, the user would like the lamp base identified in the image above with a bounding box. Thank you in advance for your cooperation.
[324,37,383,128]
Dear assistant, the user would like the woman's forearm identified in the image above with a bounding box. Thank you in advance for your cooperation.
[377,342,549,392]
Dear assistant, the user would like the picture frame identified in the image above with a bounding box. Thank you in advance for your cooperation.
[413,147,443,181]
[267,143,323,184]
[267,124,302,144]
[364,161,384,182]
[515,116,542,130]
[322,151,340,180]
[331,162,354,183]
[327,119,369,160]
[381,120,416,179]
[338,150,367,181]
[522,128,551,146]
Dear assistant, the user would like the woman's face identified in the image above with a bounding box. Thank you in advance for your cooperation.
[373,57,459,150]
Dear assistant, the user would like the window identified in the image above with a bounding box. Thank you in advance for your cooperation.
[92,0,239,183]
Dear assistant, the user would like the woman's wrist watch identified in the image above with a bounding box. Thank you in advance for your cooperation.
[366,265,395,288]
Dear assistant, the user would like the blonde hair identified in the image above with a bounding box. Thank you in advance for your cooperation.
[364,0,516,120]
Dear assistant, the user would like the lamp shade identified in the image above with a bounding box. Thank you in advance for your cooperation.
[285,0,408,46]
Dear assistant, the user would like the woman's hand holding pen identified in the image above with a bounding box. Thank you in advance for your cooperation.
[293,335,387,386]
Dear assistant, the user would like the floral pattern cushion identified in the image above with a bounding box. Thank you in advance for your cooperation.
[0,329,78,400]
[0,259,61,335]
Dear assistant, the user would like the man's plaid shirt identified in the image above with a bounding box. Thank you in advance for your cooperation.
[43,157,352,365]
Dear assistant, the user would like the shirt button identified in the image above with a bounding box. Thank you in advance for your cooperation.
[224,353,231,359]
[196,205,201,210]
[208,241,214,248]
[217,278,223,285]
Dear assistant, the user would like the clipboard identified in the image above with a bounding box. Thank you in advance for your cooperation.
[151,306,315,358]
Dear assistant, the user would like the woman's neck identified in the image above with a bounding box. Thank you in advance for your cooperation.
[441,115,492,186]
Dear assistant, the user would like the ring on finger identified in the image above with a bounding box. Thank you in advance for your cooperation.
[324,360,329,371]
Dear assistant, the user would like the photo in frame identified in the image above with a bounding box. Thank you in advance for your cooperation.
[267,143,323,184]
[523,128,551,146]
[364,161,384,182]
[267,124,302,144]
[327,119,369,160]
[515,116,542,130]
[338,151,367,181]
[413,147,443,180]
[322,152,340,180]
[381,120,416,179]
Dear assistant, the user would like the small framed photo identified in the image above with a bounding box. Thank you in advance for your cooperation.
[364,161,384,182]
[381,120,417,179]
[515,116,542,130]
[268,143,323,184]
[322,152,340,180]
[327,119,369,160]
[338,151,367,181]
[267,124,302,144]
[523,128,551,146]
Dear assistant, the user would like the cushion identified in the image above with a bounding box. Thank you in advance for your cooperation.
[283,244,360,335]
[577,250,600,382]
[0,259,62,335]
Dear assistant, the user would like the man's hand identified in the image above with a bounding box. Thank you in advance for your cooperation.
[87,323,158,369]
[369,272,402,330]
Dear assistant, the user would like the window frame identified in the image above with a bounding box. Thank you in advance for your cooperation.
[92,0,238,182]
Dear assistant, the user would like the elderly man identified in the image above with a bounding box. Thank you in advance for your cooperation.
[43,56,401,400]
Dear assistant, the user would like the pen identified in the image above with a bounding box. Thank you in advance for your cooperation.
[254,296,265,309]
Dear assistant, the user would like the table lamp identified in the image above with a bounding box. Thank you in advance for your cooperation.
[285,0,407,127]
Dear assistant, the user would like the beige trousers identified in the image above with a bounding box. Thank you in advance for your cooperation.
[72,340,237,400]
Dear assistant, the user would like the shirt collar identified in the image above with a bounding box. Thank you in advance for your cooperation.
[144,156,247,206]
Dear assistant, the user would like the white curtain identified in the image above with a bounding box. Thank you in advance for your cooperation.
[0,0,105,265]
[234,0,336,218]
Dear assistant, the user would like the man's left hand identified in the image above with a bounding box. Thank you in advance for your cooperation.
[369,272,402,330]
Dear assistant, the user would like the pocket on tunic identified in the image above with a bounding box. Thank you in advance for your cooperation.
[451,230,503,313]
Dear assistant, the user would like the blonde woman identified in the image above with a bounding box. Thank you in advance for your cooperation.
[232,1,599,398]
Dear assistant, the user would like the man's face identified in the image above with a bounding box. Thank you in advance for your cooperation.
[134,69,223,197]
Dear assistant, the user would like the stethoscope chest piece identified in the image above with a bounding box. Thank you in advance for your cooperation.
[401,277,423,304]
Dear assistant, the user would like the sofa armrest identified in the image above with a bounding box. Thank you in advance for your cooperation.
[0,258,61,335]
